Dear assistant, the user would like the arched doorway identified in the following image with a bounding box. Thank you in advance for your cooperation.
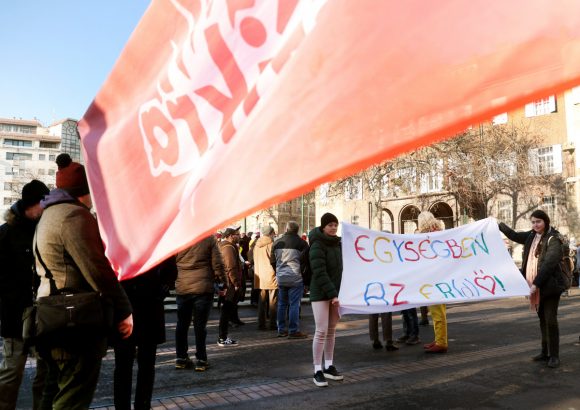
[429,202,454,229]
[381,208,394,233]
[399,205,420,234]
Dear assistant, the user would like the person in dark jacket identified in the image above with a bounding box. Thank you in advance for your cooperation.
[499,209,565,368]
[309,213,343,387]
[271,221,308,338]
[113,260,174,410]
[0,180,49,410]
[217,227,243,346]
[174,235,226,370]
[35,155,133,409]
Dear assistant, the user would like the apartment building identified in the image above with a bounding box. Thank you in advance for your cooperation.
[315,87,580,239]
[0,117,81,220]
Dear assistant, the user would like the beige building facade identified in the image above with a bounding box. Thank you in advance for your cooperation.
[316,88,580,240]
[0,117,81,220]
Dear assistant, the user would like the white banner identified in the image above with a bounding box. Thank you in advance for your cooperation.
[339,218,529,315]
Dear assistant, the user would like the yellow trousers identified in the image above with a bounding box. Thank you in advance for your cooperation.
[429,304,447,347]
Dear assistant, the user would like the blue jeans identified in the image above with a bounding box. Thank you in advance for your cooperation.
[277,284,303,334]
[176,293,213,361]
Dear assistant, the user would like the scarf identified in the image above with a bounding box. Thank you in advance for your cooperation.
[526,233,542,311]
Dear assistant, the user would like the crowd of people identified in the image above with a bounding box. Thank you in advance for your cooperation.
[0,154,572,408]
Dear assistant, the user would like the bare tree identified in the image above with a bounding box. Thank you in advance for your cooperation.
[324,120,567,231]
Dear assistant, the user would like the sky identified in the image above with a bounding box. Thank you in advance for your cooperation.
[0,1,151,126]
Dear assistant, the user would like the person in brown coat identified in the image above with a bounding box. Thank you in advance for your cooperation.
[254,226,278,330]
[217,226,242,346]
[174,235,227,369]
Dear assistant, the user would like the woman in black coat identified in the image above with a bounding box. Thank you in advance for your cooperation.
[499,209,565,368]
[113,260,175,410]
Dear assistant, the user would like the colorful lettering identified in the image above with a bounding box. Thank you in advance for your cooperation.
[363,282,389,306]
[355,235,373,262]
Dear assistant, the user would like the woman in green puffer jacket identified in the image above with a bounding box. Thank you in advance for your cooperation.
[308,213,343,388]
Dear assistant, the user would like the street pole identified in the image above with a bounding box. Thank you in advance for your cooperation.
[301,195,304,232]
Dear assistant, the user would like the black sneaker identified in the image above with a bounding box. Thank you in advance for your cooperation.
[175,357,194,370]
[313,370,328,387]
[323,365,344,381]
[195,360,210,372]
[217,337,238,347]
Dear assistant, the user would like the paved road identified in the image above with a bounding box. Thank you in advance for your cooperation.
[12,292,580,409]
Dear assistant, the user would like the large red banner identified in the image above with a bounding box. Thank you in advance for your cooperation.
[78,0,580,280]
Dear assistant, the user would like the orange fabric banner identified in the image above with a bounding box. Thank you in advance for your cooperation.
[78,0,580,280]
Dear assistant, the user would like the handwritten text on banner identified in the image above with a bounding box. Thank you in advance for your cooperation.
[339,219,529,315]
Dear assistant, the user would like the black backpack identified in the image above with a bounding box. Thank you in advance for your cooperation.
[549,234,573,290]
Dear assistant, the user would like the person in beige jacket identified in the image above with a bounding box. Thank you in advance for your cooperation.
[254,226,278,330]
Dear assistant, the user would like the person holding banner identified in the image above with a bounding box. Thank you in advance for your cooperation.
[418,212,449,354]
[309,213,343,387]
[499,210,565,369]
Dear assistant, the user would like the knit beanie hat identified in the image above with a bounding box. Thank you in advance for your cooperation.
[21,180,49,208]
[320,212,339,229]
[55,154,90,197]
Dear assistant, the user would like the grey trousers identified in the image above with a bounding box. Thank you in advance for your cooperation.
[0,338,47,410]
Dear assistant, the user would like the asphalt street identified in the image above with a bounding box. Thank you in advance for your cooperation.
[12,291,580,409]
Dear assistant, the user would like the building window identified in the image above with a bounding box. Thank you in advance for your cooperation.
[492,113,508,125]
[0,124,35,134]
[6,152,33,161]
[49,154,56,161]
[39,154,46,161]
[3,197,15,205]
[529,145,562,175]
[351,215,359,225]
[319,183,329,206]
[48,169,55,176]
[38,169,45,175]
[40,142,60,149]
[541,196,556,223]
[419,160,443,194]
[524,95,556,117]
[497,199,512,224]
[344,177,363,201]
[3,138,32,147]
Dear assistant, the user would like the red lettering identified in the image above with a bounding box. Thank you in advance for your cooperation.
[196,24,248,143]
[445,239,463,259]
[391,283,408,306]
[418,239,436,259]
[226,0,255,27]
[276,0,299,33]
[403,241,420,262]
[354,235,373,262]
[140,105,179,168]
[166,95,209,156]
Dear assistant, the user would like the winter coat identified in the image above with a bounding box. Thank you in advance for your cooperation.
[253,236,277,290]
[308,226,342,302]
[499,222,565,298]
[0,201,38,338]
[119,266,169,345]
[35,189,132,329]
[271,232,308,287]
[175,235,226,295]
[219,240,242,301]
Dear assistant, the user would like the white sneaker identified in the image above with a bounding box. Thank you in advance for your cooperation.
[217,337,238,347]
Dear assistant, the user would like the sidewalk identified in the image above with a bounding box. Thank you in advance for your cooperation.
[11,291,580,409]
